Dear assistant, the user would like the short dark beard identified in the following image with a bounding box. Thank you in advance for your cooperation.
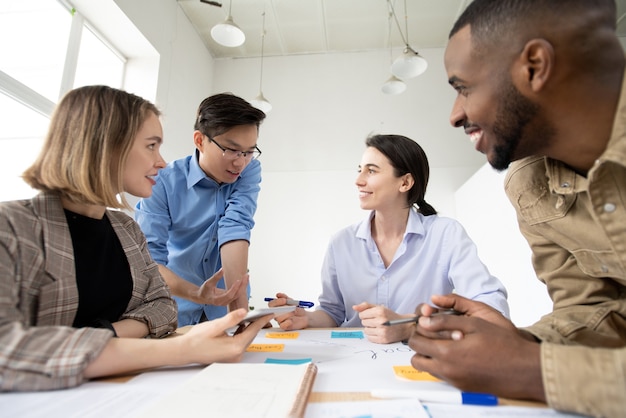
[490,82,540,171]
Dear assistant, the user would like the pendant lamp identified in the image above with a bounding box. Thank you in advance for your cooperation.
[210,0,245,47]
[389,0,427,80]
[250,11,272,113]
[381,9,406,95]
[382,75,407,95]
[391,46,428,79]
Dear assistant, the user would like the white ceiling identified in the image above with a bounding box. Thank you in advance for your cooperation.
[178,0,626,60]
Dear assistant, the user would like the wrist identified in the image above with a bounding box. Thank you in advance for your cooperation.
[92,319,118,337]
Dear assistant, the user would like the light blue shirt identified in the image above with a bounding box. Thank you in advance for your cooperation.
[135,150,260,326]
[318,209,509,327]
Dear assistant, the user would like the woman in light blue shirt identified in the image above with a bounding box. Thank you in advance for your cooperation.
[270,134,509,343]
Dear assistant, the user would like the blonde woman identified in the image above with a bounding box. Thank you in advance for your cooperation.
[0,85,271,391]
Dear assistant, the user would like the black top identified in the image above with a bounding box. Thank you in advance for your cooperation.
[64,209,133,328]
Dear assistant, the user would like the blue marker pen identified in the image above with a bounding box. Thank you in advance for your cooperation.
[264,297,314,308]
[370,389,498,406]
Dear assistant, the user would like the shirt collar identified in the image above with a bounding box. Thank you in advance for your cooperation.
[356,208,425,241]
[187,149,217,189]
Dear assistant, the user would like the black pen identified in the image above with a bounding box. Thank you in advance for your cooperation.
[382,309,462,326]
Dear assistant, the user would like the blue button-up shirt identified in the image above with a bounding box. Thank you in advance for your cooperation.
[135,150,260,325]
[318,209,509,327]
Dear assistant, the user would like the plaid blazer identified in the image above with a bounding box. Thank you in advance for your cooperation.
[0,193,177,391]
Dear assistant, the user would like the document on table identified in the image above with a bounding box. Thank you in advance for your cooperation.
[138,362,317,418]
[423,403,586,418]
[305,399,429,418]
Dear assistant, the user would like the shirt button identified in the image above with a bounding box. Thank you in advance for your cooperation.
[603,203,616,213]
[601,265,609,273]
[560,182,570,188]
[381,275,387,281]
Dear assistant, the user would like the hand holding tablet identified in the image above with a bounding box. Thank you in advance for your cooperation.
[239,306,297,324]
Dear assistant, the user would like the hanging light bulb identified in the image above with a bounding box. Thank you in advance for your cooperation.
[381,75,407,95]
[388,0,427,80]
[250,92,272,113]
[381,7,406,95]
[250,11,272,113]
[211,0,245,47]
[391,46,428,79]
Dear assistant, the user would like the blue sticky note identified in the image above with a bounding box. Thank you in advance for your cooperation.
[331,330,364,339]
[264,358,312,365]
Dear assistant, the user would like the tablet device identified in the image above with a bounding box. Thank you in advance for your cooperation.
[240,306,297,324]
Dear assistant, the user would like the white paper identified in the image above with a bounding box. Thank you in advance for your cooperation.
[305,399,430,418]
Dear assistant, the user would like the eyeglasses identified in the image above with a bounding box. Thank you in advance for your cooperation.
[206,135,262,161]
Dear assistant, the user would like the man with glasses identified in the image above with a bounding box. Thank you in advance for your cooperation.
[135,93,266,326]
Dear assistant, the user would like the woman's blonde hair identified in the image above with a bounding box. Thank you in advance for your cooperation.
[22,85,160,209]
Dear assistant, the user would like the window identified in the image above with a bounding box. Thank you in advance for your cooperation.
[0,0,127,202]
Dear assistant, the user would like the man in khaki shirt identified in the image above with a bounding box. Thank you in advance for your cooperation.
[408,1,626,417]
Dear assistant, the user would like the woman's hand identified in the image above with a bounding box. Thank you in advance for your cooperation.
[353,302,412,344]
[178,308,273,364]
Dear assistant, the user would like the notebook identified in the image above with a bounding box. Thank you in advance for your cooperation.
[139,362,317,418]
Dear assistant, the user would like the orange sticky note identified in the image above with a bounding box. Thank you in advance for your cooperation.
[393,365,441,381]
[246,344,285,352]
[265,332,300,339]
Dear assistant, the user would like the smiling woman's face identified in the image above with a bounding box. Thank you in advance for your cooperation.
[122,111,165,198]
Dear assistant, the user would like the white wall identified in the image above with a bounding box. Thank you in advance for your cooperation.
[114,1,552,323]
[455,165,553,327]
[114,0,215,165]
[210,49,490,309]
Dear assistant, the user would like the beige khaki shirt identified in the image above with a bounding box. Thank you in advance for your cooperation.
[504,74,626,417]
[0,193,177,391]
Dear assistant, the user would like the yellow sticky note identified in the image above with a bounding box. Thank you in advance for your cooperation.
[393,365,441,381]
[265,332,300,339]
[246,344,285,352]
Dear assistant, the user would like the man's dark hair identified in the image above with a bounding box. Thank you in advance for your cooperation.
[194,92,266,137]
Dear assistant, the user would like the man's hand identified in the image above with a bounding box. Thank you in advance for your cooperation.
[195,268,247,306]
[409,294,545,401]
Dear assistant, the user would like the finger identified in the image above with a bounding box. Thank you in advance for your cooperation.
[266,293,290,307]
[236,313,273,336]
[417,313,468,336]
[233,314,273,345]
[224,279,243,296]
[210,281,242,305]
[352,302,375,312]
[274,311,295,323]
[267,298,287,307]
[408,332,444,359]
[410,353,443,381]
[414,302,437,317]
[204,268,225,285]
[205,308,247,335]
[430,294,472,314]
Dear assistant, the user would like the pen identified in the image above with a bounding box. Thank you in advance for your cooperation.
[382,309,462,326]
[371,389,498,406]
[264,297,314,308]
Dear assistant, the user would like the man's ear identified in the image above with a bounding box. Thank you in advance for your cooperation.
[515,38,554,93]
[193,130,205,150]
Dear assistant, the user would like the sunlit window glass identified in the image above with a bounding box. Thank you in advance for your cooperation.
[74,26,125,89]
[0,0,71,102]
[0,93,48,202]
